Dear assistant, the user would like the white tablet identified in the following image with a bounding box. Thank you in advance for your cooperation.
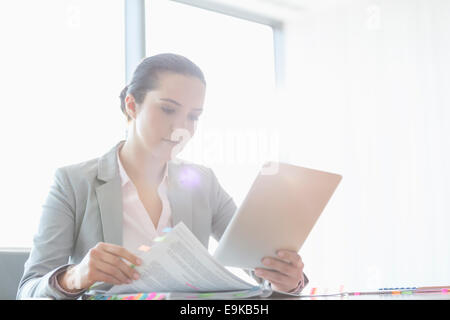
[213,162,342,269]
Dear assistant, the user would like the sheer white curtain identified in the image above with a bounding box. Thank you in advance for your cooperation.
[282,0,450,290]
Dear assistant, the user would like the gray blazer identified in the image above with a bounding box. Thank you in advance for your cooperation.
[17,140,307,299]
[17,140,239,299]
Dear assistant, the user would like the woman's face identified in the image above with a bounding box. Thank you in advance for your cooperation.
[129,72,206,160]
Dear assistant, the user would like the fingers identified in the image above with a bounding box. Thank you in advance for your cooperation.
[254,268,291,285]
[254,266,301,293]
[267,279,295,293]
[93,259,133,284]
[276,250,302,267]
[90,242,142,285]
[254,250,305,293]
[94,249,140,282]
[261,256,298,277]
[99,242,142,266]
[92,268,126,286]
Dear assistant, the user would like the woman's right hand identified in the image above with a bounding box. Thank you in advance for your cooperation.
[57,242,142,292]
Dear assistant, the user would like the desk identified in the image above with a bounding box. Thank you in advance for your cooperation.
[81,287,450,300]
[260,290,450,300]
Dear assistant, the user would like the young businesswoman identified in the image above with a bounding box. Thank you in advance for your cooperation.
[17,53,307,299]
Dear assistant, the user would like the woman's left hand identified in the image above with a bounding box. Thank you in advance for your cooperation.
[254,250,305,293]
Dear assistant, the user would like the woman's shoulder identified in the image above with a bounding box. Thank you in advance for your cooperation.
[55,141,121,184]
[54,156,101,187]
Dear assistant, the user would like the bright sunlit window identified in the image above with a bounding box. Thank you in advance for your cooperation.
[146,0,279,208]
[0,0,126,247]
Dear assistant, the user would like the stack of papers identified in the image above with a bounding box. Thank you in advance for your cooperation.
[86,222,272,300]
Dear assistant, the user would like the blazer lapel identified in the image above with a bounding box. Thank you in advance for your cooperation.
[96,177,123,245]
[94,141,195,245]
[167,162,193,231]
[95,141,124,245]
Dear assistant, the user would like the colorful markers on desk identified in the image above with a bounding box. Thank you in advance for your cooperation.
[414,286,450,294]
[376,287,417,295]
[303,285,450,298]
[87,292,166,300]
[348,286,450,296]
[377,286,450,295]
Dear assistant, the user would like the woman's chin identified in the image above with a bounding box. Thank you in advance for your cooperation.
[156,143,182,161]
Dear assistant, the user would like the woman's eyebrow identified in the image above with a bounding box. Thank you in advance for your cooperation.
[160,98,203,111]
[160,98,182,106]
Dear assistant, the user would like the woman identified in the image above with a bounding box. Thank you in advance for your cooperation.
[17,53,307,299]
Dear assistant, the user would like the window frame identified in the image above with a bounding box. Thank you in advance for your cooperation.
[126,0,285,87]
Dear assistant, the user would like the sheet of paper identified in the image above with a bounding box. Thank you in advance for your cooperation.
[85,286,267,300]
[166,286,268,300]
[105,222,258,295]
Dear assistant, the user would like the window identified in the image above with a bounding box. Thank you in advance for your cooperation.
[0,0,126,247]
[146,0,280,208]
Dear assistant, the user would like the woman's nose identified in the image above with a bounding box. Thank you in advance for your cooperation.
[169,127,192,142]
[172,115,190,129]
[172,115,194,132]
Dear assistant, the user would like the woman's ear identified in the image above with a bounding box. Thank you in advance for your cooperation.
[125,94,138,121]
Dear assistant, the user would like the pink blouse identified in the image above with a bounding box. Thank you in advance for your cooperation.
[116,146,173,255]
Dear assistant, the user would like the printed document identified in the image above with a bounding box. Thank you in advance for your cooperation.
[105,222,263,296]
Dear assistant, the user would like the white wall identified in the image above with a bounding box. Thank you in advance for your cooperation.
[281,0,450,291]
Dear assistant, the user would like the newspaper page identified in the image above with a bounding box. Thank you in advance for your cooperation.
[105,222,260,295]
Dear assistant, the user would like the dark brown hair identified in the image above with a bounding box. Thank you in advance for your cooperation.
[120,53,206,121]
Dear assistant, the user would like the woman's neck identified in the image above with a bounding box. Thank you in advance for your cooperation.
[118,138,167,187]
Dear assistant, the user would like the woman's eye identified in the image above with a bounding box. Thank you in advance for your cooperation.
[161,106,175,114]
[162,105,199,121]
[189,114,199,121]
